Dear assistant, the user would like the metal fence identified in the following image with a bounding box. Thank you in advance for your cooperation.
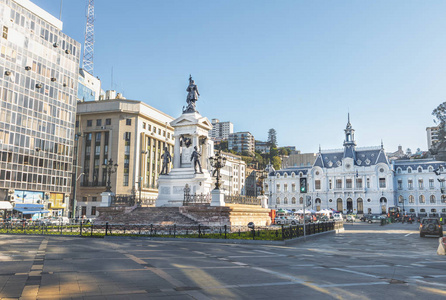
[183,193,212,206]
[0,221,342,241]
[224,195,261,205]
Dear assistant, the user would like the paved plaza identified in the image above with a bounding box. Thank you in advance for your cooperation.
[0,222,445,299]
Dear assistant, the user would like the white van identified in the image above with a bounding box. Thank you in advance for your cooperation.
[333,213,343,221]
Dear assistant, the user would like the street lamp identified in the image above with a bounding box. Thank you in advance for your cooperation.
[102,159,118,192]
[209,150,227,190]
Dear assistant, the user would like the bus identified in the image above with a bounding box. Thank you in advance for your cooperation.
[388,206,401,219]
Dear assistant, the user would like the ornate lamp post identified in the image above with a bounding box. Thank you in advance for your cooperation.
[209,151,227,190]
[102,159,118,192]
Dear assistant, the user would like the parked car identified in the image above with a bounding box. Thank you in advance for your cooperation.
[346,215,355,223]
[367,215,386,223]
[420,218,443,237]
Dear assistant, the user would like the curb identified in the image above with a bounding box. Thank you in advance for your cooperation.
[103,228,342,245]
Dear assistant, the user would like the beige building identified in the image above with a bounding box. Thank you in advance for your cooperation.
[74,99,174,218]
[282,151,316,168]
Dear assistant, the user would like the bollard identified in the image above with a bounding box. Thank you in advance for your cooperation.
[105,222,109,236]
[80,221,83,236]
[224,225,227,239]
[174,224,176,238]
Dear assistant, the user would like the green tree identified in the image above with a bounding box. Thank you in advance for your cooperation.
[432,102,446,153]
[272,156,281,170]
[267,128,277,147]
[219,140,228,151]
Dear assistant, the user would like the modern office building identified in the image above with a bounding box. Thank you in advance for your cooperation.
[209,119,233,141]
[228,131,255,154]
[77,68,101,102]
[75,98,174,218]
[219,151,246,196]
[0,0,80,218]
[426,126,439,150]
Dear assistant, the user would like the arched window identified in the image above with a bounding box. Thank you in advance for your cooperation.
[410,208,415,212]
[276,174,280,179]
[418,167,423,173]
[291,197,296,204]
[284,197,288,204]
[430,195,436,203]
[284,173,288,178]
[431,208,437,213]
[408,167,412,174]
[397,168,402,174]
[299,197,303,204]
[420,209,426,213]
[276,198,280,205]
[299,172,303,177]
[291,172,295,178]
[419,195,425,204]
[428,166,433,172]
[442,195,446,203]
[284,184,288,192]
[315,198,321,204]
[398,195,404,203]
[409,195,414,203]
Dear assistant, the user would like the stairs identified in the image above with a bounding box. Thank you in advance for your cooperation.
[96,207,199,225]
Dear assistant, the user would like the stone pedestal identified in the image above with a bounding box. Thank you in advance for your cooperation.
[156,110,214,207]
[100,192,113,207]
[260,195,268,208]
[211,189,225,207]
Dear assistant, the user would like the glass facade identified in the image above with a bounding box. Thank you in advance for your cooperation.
[0,0,80,215]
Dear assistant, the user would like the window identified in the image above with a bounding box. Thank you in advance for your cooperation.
[366,178,370,188]
[265,184,268,192]
[143,122,146,129]
[336,179,342,189]
[299,197,303,204]
[315,180,321,190]
[408,179,413,190]
[356,178,362,189]
[442,195,446,203]
[430,195,436,204]
[276,198,280,205]
[126,119,131,126]
[96,119,102,126]
[276,184,280,192]
[346,179,352,189]
[92,197,97,202]
[2,26,8,39]
[284,184,288,192]
[379,178,386,188]
[284,197,288,204]
[91,206,96,215]
[397,179,402,190]
[418,179,423,189]
[429,179,434,189]
[292,197,296,204]
[87,120,92,127]
[284,173,288,179]
[408,167,412,173]
[329,179,332,189]
[418,167,422,173]
[397,168,402,174]
[409,195,414,203]
[291,184,296,192]
[105,118,111,125]
[276,174,280,179]
[419,195,425,204]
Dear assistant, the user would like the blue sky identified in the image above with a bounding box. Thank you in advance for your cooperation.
[33,0,446,153]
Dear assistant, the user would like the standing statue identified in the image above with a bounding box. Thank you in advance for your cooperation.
[185,75,200,113]
[160,147,172,175]
[190,146,203,174]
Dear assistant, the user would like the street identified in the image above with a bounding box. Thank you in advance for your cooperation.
[0,222,445,299]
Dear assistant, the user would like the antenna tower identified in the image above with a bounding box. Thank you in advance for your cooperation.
[82,0,95,74]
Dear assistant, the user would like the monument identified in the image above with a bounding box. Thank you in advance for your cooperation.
[156,76,214,207]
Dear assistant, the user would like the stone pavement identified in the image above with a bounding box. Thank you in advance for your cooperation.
[0,222,446,299]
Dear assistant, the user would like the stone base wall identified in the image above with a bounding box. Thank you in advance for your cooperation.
[180,204,271,226]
